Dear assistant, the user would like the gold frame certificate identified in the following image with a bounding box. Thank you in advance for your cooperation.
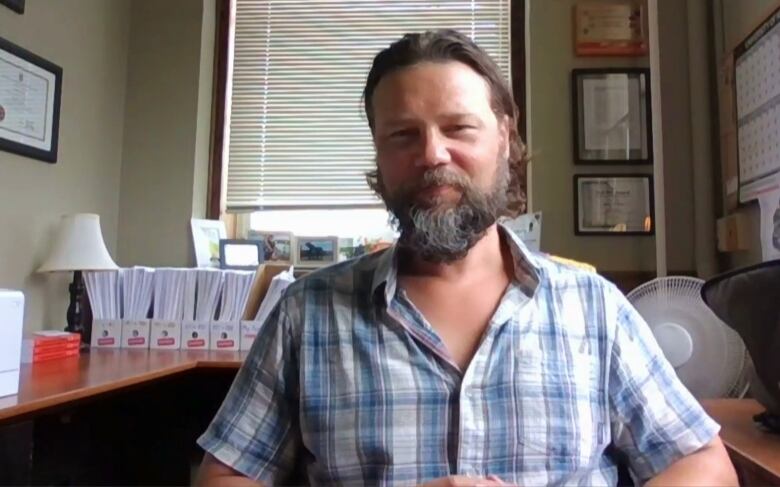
[0,36,62,163]
[575,175,654,235]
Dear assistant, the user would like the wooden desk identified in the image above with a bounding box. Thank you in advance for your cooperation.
[0,350,244,485]
[3,352,779,485]
[0,349,245,423]
[703,399,780,486]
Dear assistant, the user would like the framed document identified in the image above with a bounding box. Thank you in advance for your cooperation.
[572,68,652,165]
[574,174,654,235]
[0,36,62,163]
[573,2,647,56]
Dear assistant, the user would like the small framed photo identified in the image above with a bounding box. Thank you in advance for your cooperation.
[247,230,292,265]
[191,218,227,268]
[219,239,264,270]
[572,68,652,164]
[574,174,654,235]
[294,236,338,268]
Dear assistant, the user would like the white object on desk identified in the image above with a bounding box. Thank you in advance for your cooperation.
[0,290,24,398]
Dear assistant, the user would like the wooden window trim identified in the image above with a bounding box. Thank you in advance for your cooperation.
[207,0,526,218]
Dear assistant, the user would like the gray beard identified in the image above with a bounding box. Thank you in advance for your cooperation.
[382,161,510,264]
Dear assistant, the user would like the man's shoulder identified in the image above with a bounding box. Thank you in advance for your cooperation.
[283,249,389,300]
[533,253,610,288]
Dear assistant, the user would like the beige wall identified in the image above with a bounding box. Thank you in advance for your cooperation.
[0,0,131,332]
[714,0,780,268]
[529,0,699,272]
[117,0,214,267]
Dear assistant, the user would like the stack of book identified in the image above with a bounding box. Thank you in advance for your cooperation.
[21,331,80,363]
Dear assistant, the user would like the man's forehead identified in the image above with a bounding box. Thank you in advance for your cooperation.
[371,62,494,121]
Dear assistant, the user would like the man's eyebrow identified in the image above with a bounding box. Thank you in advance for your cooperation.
[379,112,481,128]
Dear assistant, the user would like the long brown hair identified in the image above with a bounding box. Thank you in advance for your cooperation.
[363,29,528,216]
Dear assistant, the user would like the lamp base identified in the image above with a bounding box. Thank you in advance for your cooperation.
[65,270,89,345]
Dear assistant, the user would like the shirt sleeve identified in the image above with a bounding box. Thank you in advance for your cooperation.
[606,284,720,482]
[197,299,300,483]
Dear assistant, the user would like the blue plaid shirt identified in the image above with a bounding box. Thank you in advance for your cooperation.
[198,225,719,486]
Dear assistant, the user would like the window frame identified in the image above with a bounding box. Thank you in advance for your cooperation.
[207,0,526,219]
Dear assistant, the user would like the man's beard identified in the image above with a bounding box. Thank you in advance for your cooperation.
[379,159,510,264]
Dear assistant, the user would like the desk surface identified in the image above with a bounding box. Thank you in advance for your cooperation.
[702,399,780,485]
[2,351,779,483]
[0,349,245,422]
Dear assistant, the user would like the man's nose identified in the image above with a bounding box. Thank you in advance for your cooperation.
[416,129,451,168]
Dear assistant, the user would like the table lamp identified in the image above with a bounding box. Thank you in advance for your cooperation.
[38,213,118,342]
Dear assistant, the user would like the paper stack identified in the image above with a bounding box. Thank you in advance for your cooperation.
[182,269,223,350]
[211,270,255,350]
[85,270,122,348]
[241,266,295,350]
[120,267,155,348]
[150,268,194,349]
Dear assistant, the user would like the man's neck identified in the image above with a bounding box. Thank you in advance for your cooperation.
[399,224,512,282]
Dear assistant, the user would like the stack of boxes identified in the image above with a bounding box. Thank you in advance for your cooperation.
[21,331,80,363]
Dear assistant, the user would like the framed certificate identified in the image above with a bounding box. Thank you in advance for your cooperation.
[0,36,62,163]
[573,2,647,57]
[574,174,654,235]
[572,68,652,165]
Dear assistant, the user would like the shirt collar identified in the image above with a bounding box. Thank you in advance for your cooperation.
[370,222,541,304]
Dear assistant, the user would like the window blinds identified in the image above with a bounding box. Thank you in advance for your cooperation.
[225,0,511,210]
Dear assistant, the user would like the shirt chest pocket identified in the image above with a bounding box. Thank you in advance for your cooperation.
[512,350,609,467]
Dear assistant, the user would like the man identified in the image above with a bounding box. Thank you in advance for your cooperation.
[197,30,737,486]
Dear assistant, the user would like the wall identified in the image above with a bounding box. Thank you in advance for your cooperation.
[713,0,780,268]
[528,0,701,273]
[0,0,131,331]
[117,0,214,267]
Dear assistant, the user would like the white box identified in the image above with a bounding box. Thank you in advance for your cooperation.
[210,321,239,351]
[240,320,263,351]
[0,290,24,398]
[91,318,122,348]
[121,319,150,348]
[150,320,181,349]
[181,320,210,350]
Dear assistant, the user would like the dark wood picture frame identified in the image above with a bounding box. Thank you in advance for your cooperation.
[0,0,24,14]
[574,174,654,236]
[572,67,652,165]
[0,36,62,163]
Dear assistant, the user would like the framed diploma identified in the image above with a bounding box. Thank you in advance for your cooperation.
[0,36,62,163]
[574,174,654,235]
[573,2,647,57]
[572,68,652,165]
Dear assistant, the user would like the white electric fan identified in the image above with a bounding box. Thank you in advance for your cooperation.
[627,276,750,399]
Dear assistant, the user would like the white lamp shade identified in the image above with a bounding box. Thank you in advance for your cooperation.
[38,214,119,272]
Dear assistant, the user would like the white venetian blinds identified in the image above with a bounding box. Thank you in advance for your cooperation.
[225,0,511,210]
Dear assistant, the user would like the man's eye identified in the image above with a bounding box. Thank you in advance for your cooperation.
[390,129,416,138]
[448,125,474,132]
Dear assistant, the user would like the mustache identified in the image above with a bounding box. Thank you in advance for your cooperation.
[395,167,471,199]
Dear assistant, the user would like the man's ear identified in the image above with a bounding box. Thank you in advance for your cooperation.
[498,114,511,159]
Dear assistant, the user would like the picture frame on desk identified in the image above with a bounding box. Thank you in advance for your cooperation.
[0,35,62,162]
[191,218,227,268]
[572,68,652,165]
[218,239,264,271]
[294,236,338,268]
[247,230,292,265]
[574,174,654,236]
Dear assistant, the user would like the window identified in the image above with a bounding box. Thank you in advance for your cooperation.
[210,0,523,238]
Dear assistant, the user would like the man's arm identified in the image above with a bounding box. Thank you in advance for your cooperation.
[196,453,265,487]
[646,437,737,487]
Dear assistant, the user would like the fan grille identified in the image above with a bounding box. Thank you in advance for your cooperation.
[627,277,748,399]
